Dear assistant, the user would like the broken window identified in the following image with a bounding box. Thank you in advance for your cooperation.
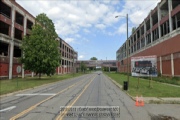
[141,26,144,35]
[146,33,151,44]
[0,1,11,19]
[0,21,10,36]
[137,30,140,39]
[27,19,33,30]
[141,38,145,48]
[15,12,24,26]
[14,28,23,40]
[0,42,9,56]
[131,46,133,53]
[152,28,159,41]
[14,46,21,57]
[177,12,180,28]
[146,19,150,31]
[137,41,140,50]
[134,44,136,52]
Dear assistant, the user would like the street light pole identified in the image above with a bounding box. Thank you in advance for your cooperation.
[126,14,129,84]
[115,14,130,85]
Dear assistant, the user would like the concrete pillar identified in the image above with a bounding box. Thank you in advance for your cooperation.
[168,0,173,32]
[61,60,62,74]
[31,72,34,77]
[171,53,174,77]
[22,15,27,78]
[160,56,162,75]
[68,61,69,73]
[65,60,67,73]
[150,13,153,43]
[67,60,68,73]
[9,6,15,79]
[144,21,147,46]
[9,42,14,79]
[136,34,137,51]
[139,28,142,49]
[157,3,162,38]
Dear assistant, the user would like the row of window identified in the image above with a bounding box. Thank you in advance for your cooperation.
[117,12,180,61]
[0,1,33,29]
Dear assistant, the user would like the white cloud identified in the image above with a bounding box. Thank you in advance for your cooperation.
[117,23,126,34]
[113,0,161,35]
[83,29,90,33]
[16,0,161,38]
[123,0,161,26]
[64,38,75,44]
[95,24,106,30]
[79,55,84,59]
[16,0,123,38]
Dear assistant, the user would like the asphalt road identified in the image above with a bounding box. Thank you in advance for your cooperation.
[0,72,180,120]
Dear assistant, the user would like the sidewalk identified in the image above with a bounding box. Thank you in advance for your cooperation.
[107,76,180,104]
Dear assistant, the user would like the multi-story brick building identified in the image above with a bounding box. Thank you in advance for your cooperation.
[0,0,77,79]
[116,0,180,77]
[57,38,78,74]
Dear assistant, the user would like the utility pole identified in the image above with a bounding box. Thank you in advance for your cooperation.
[115,13,130,89]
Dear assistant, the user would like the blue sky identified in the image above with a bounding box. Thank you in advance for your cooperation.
[17,0,160,60]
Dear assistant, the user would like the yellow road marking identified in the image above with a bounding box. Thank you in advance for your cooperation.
[56,75,96,120]
[10,76,92,120]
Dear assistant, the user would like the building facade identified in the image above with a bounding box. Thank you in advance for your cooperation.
[76,60,117,69]
[0,0,77,79]
[116,0,180,77]
[57,38,78,74]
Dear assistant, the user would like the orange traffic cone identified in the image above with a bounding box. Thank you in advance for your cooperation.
[139,95,144,106]
[135,96,139,106]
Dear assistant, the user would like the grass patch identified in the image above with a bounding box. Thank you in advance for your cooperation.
[105,72,180,97]
[142,76,180,85]
[0,73,84,95]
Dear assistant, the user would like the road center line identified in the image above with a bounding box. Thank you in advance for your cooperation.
[15,93,56,96]
[9,76,90,120]
[0,106,16,112]
[56,75,96,120]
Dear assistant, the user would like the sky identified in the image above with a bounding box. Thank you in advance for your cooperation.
[16,0,160,60]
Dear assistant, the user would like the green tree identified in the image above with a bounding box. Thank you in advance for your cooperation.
[21,13,60,78]
[80,62,86,73]
[132,27,136,34]
[90,57,97,60]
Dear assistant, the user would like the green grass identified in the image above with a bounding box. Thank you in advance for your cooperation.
[105,72,180,97]
[0,73,84,95]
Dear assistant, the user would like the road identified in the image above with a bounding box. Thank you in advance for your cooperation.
[0,72,180,120]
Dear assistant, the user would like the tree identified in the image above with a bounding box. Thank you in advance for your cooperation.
[80,62,86,73]
[90,57,97,60]
[90,57,97,70]
[21,13,60,78]
[132,27,136,34]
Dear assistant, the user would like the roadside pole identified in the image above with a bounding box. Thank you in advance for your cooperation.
[16,66,21,87]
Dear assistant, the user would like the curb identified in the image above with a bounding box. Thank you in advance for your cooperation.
[106,75,135,101]
[105,74,180,104]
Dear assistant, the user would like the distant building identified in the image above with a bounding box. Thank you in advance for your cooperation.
[116,0,180,77]
[76,60,117,69]
[58,39,78,74]
[0,0,77,79]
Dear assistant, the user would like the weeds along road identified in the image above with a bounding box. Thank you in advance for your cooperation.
[0,72,179,120]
